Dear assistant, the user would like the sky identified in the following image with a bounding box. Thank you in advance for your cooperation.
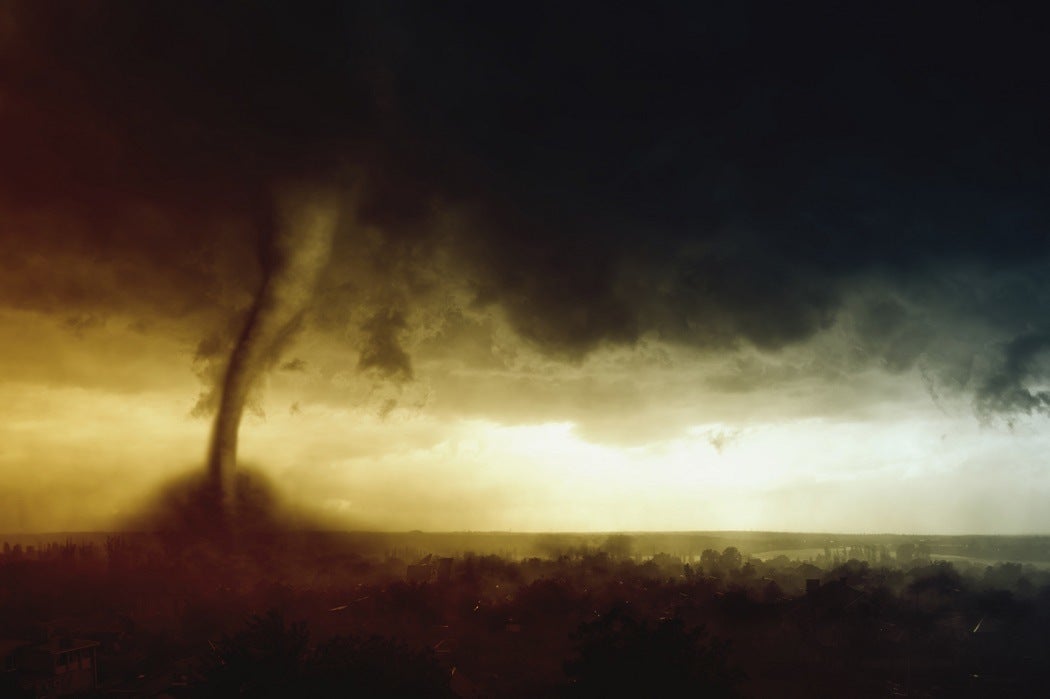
[2,1,1050,534]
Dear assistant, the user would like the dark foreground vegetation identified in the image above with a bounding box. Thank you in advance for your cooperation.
[2,531,1050,697]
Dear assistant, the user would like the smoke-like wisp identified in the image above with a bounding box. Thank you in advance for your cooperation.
[207,188,338,513]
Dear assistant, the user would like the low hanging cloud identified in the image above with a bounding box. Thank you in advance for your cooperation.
[975,333,1050,419]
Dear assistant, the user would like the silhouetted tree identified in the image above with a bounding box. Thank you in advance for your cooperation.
[762,579,784,602]
[700,549,721,574]
[719,547,742,572]
[907,561,962,599]
[601,535,635,560]
[565,605,740,697]
[304,635,451,697]
[200,609,309,697]
[198,609,451,697]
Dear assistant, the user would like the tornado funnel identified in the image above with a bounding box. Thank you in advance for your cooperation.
[206,189,337,515]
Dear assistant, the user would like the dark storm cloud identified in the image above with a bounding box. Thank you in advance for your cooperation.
[380,1,1050,367]
[3,1,1050,415]
[976,333,1050,417]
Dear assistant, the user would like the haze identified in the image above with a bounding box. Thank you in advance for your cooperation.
[2,2,1049,534]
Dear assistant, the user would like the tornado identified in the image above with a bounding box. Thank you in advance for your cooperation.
[206,188,337,516]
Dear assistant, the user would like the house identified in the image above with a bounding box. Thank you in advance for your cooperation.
[1,639,31,672]
[1,639,33,697]
[9,638,100,698]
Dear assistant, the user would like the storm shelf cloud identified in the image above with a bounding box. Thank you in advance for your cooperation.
[2,1,1050,533]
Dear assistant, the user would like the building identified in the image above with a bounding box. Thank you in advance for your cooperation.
[8,638,99,698]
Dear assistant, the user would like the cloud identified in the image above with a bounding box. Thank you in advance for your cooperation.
[357,308,413,381]
[63,314,106,338]
[1,1,1049,422]
[975,333,1050,419]
[705,429,742,455]
[280,358,307,372]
